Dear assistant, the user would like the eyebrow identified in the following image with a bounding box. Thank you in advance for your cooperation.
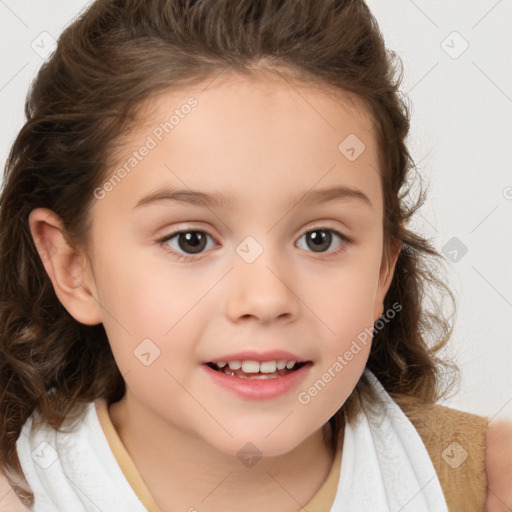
[132,185,373,211]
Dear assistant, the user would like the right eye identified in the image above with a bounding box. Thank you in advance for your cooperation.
[158,229,218,261]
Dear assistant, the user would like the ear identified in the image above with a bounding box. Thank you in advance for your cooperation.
[28,207,102,325]
[373,239,401,322]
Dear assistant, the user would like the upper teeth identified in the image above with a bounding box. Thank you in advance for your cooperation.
[215,360,299,373]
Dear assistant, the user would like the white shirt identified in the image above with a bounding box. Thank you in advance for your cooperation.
[16,399,148,512]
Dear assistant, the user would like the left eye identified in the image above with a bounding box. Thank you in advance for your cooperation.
[295,228,348,254]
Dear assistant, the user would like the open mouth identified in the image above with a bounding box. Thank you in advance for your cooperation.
[205,361,311,380]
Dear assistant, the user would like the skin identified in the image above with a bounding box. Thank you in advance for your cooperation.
[28,67,410,511]
[485,420,512,511]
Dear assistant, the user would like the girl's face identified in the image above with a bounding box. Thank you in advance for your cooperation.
[78,70,397,456]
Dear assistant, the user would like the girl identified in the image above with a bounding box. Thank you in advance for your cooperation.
[1,0,511,511]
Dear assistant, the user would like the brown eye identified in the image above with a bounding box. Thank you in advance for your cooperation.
[306,230,332,252]
[296,228,348,255]
[175,231,207,254]
[160,230,216,259]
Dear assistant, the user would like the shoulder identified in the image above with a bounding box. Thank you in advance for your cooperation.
[485,419,512,512]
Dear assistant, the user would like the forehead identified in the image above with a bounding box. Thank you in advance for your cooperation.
[120,66,377,158]
[97,68,382,217]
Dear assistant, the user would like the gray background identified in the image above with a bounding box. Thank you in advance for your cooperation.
[1,0,511,422]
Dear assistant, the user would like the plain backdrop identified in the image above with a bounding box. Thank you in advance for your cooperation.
[1,1,511,422]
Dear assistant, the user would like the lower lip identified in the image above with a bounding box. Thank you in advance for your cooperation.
[201,363,313,400]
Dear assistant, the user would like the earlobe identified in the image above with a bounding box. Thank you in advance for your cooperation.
[373,239,401,322]
[28,207,102,326]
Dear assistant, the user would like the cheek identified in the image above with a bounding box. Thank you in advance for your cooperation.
[94,238,205,329]
[92,247,210,377]
[310,256,381,333]
[294,278,377,427]
[301,250,381,393]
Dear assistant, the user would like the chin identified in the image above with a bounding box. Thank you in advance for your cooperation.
[205,429,309,460]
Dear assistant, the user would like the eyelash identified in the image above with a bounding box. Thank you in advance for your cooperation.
[157,226,353,263]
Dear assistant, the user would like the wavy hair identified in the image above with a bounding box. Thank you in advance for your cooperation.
[0,0,458,505]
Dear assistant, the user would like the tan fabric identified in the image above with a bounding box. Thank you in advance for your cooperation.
[96,400,162,512]
[402,402,489,512]
[297,426,342,511]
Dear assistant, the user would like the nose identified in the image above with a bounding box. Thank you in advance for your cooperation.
[224,249,300,324]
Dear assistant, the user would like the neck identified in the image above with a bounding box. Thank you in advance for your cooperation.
[108,391,341,512]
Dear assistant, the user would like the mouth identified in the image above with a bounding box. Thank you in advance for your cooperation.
[205,360,311,380]
[202,359,314,400]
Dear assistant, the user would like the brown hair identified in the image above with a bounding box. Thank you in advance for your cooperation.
[0,0,458,505]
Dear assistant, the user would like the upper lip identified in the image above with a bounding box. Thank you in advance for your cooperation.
[203,350,311,364]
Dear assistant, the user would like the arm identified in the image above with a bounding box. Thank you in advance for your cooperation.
[485,419,512,512]
[0,472,28,512]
